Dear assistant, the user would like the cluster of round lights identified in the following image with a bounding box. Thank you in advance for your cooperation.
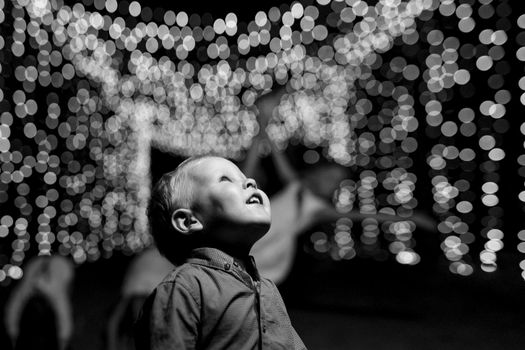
[310,166,420,265]
[426,0,513,277]
[517,14,525,280]
[0,0,519,284]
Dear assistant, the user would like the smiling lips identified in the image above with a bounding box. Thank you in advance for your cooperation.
[246,193,263,205]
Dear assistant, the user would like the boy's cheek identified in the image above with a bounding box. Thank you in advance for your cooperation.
[261,192,271,211]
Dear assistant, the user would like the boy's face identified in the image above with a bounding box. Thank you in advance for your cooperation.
[189,157,271,246]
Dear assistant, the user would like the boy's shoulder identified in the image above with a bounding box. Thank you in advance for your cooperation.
[151,262,206,303]
[157,259,227,289]
[160,261,204,285]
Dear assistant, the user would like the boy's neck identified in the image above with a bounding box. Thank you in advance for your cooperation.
[197,233,254,261]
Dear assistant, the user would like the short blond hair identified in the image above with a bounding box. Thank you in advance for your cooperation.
[148,155,212,264]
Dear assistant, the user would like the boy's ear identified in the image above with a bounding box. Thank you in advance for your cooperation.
[171,209,203,235]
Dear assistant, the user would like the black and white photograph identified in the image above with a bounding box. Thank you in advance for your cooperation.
[0,0,524,349]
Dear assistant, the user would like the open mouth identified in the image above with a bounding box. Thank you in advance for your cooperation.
[246,193,263,205]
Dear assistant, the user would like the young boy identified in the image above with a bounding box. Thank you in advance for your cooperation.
[134,155,307,350]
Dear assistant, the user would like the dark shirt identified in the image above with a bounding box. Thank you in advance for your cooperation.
[134,247,306,350]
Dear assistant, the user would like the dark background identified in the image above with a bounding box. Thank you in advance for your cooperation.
[10,232,523,350]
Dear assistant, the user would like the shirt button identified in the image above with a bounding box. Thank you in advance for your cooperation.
[262,326,267,333]
[224,263,231,270]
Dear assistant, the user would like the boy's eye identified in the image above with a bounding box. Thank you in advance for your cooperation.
[219,176,232,182]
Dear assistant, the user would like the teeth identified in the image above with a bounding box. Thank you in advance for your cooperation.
[248,196,261,204]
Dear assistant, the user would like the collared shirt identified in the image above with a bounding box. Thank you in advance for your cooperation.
[134,247,307,350]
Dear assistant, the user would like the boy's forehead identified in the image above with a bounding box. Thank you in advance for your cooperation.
[188,157,243,180]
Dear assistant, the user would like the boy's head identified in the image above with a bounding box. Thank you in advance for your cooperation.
[149,156,271,263]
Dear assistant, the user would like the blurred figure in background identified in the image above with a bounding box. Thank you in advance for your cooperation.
[106,246,174,350]
[246,88,436,285]
[4,255,74,350]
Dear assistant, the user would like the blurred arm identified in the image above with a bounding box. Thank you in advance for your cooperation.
[269,142,299,184]
[107,297,129,350]
[53,293,73,350]
[242,135,264,179]
[257,87,300,184]
[243,86,300,186]
[4,284,29,345]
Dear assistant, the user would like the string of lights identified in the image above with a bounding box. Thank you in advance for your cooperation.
[0,0,521,285]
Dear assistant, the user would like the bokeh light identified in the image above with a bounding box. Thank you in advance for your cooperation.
[0,0,520,284]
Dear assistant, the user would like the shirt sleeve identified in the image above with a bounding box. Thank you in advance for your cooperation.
[292,326,307,350]
[135,278,200,350]
[265,278,308,350]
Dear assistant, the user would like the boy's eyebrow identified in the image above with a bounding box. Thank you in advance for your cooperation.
[218,169,247,181]
[218,172,245,180]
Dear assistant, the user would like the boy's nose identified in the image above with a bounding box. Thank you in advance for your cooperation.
[243,178,257,190]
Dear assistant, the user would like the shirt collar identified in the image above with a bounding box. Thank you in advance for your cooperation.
[187,247,260,281]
